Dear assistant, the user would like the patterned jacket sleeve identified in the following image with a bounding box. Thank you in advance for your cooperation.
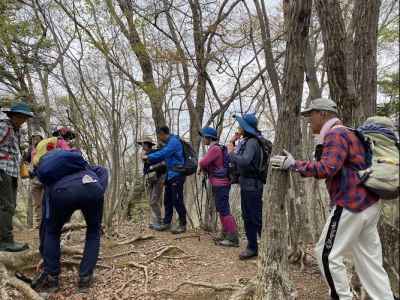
[0,121,10,144]
[294,128,348,179]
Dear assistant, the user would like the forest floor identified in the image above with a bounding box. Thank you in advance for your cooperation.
[9,222,328,300]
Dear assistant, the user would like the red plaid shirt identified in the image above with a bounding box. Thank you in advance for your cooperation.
[294,125,379,212]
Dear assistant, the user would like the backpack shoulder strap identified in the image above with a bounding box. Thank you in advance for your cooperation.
[247,137,264,175]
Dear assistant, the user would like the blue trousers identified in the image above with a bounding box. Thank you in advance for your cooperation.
[212,186,231,217]
[163,176,186,226]
[240,187,263,252]
[40,176,104,277]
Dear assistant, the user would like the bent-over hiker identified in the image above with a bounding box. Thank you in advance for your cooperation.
[32,150,108,293]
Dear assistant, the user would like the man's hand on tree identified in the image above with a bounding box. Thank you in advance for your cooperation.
[270,150,295,170]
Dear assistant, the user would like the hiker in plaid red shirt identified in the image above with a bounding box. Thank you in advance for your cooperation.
[270,98,396,300]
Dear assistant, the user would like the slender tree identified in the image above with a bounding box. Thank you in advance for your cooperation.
[255,0,312,298]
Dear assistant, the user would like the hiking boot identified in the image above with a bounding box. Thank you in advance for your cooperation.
[218,233,239,248]
[31,272,59,293]
[149,223,163,231]
[239,248,258,260]
[171,224,186,235]
[213,231,227,242]
[0,241,29,252]
[78,274,94,292]
[154,223,171,232]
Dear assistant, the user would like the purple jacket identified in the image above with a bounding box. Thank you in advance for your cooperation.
[199,144,230,187]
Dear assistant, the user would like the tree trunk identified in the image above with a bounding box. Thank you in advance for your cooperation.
[255,0,311,298]
[352,0,381,124]
[315,0,356,126]
[253,0,283,108]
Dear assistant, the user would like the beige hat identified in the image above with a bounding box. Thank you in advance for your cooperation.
[301,97,338,116]
[32,129,44,138]
[137,136,156,146]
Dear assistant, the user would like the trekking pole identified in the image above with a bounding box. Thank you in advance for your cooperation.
[201,174,209,218]
[193,173,203,223]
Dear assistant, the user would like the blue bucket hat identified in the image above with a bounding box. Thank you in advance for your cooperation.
[234,113,258,136]
[199,127,218,140]
[2,102,34,118]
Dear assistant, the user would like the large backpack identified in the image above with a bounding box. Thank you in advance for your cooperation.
[172,138,198,176]
[238,135,273,184]
[36,149,88,185]
[351,117,399,200]
[32,137,61,166]
[255,136,273,184]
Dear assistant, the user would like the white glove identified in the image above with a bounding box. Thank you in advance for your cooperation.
[270,150,295,170]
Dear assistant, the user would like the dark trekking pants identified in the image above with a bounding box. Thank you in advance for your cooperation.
[163,176,186,226]
[40,177,104,277]
[0,170,17,242]
[212,186,231,217]
[240,185,263,252]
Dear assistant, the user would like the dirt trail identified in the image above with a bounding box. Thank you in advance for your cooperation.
[13,224,327,300]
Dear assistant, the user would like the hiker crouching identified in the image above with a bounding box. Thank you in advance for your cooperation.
[198,127,239,247]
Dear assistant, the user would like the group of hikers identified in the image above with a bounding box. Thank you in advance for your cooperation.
[0,98,399,299]
[0,102,108,292]
[139,114,269,258]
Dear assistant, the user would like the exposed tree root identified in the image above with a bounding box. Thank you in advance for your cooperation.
[114,277,139,296]
[161,255,194,260]
[153,280,239,296]
[100,249,141,260]
[174,234,201,241]
[61,245,84,256]
[146,245,187,264]
[127,262,149,293]
[0,249,41,271]
[0,263,43,300]
[61,223,87,233]
[115,234,154,247]
[144,245,169,255]
[288,241,314,272]
[229,279,257,300]
[62,259,112,270]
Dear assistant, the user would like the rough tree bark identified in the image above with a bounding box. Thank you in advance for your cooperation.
[315,0,357,126]
[254,0,311,299]
[316,0,381,127]
[352,0,381,124]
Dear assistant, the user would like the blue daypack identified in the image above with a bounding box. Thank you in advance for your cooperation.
[36,150,88,185]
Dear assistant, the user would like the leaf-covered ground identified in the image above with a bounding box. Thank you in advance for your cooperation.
[10,223,328,300]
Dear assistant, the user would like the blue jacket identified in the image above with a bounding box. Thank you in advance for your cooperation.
[147,135,184,180]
